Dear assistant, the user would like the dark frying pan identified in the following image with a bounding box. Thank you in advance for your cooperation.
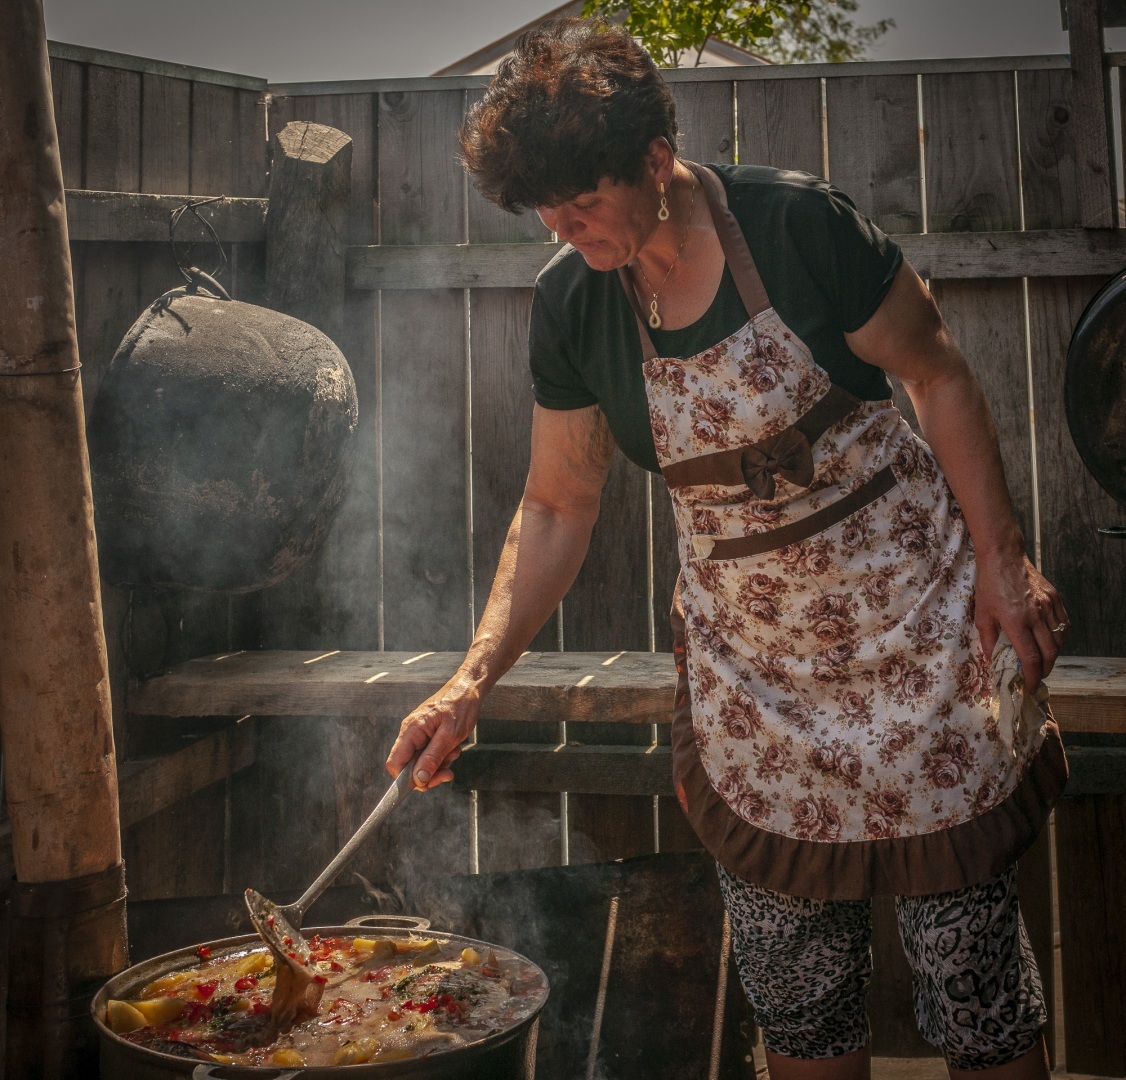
[1065,266,1126,536]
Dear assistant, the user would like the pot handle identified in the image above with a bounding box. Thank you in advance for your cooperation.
[345,913,431,932]
[192,1067,301,1080]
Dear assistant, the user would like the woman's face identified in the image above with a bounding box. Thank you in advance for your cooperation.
[536,176,660,272]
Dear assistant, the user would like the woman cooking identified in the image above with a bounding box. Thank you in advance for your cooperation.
[387,17,1069,1080]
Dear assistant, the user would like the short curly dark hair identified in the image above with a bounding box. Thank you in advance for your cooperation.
[459,17,678,213]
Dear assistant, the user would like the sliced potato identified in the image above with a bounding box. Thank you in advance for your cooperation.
[352,937,396,961]
[332,1037,381,1065]
[105,999,147,1034]
[234,951,272,977]
[140,970,195,996]
[131,996,185,1025]
[271,1048,305,1066]
[460,947,482,966]
[397,938,439,958]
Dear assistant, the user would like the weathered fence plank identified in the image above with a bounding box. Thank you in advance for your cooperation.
[85,63,142,192]
[1018,68,1084,231]
[923,71,1022,233]
[1055,794,1126,1076]
[140,73,191,194]
[378,89,469,653]
[468,283,563,872]
[670,79,735,164]
[1065,0,1117,228]
[825,73,922,234]
[376,86,474,883]
[736,77,823,175]
[51,57,85,189]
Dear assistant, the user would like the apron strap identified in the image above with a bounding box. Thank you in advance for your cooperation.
[685,161,772,322]
[617,161,773,364]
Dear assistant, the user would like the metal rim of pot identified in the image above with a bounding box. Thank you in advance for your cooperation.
[92,921,549,1079]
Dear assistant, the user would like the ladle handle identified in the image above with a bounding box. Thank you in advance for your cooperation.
[294,766,415,916]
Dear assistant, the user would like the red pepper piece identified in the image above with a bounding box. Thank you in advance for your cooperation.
[283,936,293,946]
[196,945,212,960]
[234,975,258,992]
[196,981,218,1000]
[330,960,344,972]
[252,1001,270,1015]
[313,973,328,985]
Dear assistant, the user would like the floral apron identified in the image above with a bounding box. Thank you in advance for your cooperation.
[619,163,1066,900]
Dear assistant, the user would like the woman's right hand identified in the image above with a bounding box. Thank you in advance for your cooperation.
[386,676,482,790]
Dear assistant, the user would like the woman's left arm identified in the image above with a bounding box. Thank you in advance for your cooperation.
[845,260,1069,691]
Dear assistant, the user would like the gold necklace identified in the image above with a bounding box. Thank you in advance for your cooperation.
[635,180,696,330]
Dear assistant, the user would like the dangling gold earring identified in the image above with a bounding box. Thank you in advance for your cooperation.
[657,182,670,222]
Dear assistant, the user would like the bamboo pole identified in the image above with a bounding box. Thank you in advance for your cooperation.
[0,0,128,1070]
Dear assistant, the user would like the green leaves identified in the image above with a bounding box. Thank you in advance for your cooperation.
[581,0,891,67]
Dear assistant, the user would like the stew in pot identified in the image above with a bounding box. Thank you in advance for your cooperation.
[102,932,547,1068]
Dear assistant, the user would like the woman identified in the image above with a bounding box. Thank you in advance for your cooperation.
[387,18,1068,1079]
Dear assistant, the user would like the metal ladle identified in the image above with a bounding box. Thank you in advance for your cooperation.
[244,766,415,1026]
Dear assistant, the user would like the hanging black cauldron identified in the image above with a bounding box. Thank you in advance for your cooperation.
[87,276,358,592]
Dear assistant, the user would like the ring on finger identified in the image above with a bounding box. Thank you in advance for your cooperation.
[1050,623,1067,634]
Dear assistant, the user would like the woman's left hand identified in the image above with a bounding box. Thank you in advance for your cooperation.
[972,549,1069,692]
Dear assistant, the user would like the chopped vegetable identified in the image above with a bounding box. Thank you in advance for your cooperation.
[105,1000,147,1034]
[130,997,185,1025]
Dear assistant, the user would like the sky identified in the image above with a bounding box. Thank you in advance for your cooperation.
[41,0,1126,83]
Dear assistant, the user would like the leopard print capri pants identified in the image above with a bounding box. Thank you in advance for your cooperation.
[717,863,1046,1068]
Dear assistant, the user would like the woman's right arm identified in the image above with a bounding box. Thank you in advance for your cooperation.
[385,402,616,789]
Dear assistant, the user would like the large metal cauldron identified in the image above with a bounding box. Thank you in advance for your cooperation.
[87,282,359,592]
[92,923,547,1080]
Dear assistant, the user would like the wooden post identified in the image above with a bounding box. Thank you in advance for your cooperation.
[1066,0,1118,227]
[266,121,352,345]
[0,0,128,1073]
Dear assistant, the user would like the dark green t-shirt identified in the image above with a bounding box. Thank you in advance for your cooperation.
[528,165,903,473]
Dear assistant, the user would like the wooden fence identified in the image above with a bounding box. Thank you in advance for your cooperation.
[17,34,1126,1073]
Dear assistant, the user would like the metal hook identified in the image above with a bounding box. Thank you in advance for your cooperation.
[169,196,229,288]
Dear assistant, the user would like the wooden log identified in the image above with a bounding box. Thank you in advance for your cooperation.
[0,1,128,1073]
[0,0,122,887]
[1066,0,1117,227]
[266,121,352,346]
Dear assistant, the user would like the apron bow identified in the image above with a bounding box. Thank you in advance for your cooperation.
[740,427,815,499]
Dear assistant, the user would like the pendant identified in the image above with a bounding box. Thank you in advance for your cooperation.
[648,298,662,330]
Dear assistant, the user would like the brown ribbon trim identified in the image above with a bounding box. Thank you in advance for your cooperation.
[694,465,898,561]
[662,384,863,492]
